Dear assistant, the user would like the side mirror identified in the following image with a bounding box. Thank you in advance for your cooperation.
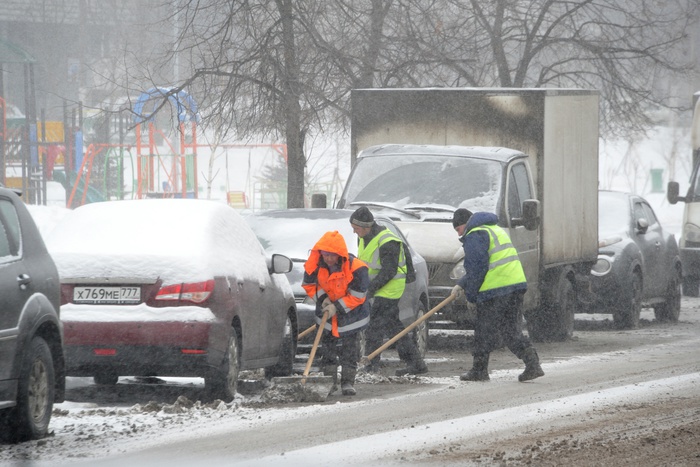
[269,253,293,274]
[667,181,684,204]
[512,199,540,230]
[311,193,327,208]
[636,218,649,234]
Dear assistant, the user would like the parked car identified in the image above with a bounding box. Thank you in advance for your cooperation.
[0,187,64,442]
[580,190,682,328]
[245,208,431,358]
[46,199,296,401]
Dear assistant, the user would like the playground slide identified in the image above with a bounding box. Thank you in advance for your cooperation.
[52,170,106,205]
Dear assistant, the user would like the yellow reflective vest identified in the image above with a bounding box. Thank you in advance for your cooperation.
[469,224,526,292]
[358,229,407,299]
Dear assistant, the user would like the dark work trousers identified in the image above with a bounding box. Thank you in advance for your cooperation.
[320,329,360,383]
[366,296,421,364]
[473,291,531,360]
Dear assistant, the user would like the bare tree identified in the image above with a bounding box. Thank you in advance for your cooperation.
[399,0,699,136]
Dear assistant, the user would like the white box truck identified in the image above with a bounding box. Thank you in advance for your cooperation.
[667,91,700,296]
[336,88,600,341]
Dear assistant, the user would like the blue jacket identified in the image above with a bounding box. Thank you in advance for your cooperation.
[457,212,528,303]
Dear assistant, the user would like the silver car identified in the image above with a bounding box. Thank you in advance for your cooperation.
[245,208,431,358]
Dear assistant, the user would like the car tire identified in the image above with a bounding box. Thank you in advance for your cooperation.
[614,273,642,329]
[682,275,699,297]
[206,329,240,401]
[654,269,681,323]
[9,336,56,442]
[93,372,119,385]
[526,275,575,342]
[412,302,429,359]
[265,314,297,378]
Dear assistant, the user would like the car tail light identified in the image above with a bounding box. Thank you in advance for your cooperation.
[155,280,215,305]
[94,348,116,356]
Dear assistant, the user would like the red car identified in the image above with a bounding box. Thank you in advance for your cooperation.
[47,199,296,400]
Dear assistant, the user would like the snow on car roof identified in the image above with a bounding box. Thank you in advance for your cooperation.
[46,199,270,285]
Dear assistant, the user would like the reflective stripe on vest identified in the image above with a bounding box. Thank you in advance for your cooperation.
[469,225,526,292]
[358,229,406,299]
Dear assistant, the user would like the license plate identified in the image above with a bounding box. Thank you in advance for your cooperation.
[73,286,141,304]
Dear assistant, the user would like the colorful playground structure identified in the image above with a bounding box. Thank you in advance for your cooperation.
[1,86,338,210]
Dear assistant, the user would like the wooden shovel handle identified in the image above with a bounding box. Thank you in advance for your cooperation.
[297,324,317,340]
[364,295,456,363]
[302,310,329,381]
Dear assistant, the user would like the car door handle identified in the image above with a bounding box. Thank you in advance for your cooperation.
[17,273,31,289]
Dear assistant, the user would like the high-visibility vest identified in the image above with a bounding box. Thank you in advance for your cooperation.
[358,229,406,299]
[468,224,526,292]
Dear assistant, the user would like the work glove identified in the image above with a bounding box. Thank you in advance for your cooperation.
[451,285,465,300]
[322,302,338,318]
[321,297,332,308]
[467,301,477,313]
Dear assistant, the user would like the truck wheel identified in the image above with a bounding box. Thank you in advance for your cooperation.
[525,276,575,342]
[412,302,429,359]
[654,270,681,322]
[206,329,240,401]
[265,314,296,378]
[10,336,56,442]
[613,273,642,329]
[682,276,699,297]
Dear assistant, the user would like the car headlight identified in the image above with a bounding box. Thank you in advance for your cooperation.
[598,236,622,248]
[449,262,465,280]
[591,256,612,276]
[684,223,700,243]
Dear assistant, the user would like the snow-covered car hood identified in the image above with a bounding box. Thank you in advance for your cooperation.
[393,220,464,263]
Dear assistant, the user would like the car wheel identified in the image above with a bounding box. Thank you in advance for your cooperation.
[654,269,681,322]
[265,314,297,378]
[682,275,699,297]
[412,302,429,359]
[613,273,642,329]
[526,275,575,342]
[9,336,55,442]
[93,371,119,385]
[206,329,240,401]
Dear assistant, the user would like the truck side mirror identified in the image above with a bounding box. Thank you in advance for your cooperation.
[512,199,540,230]
[311,193,327,208]
[667,181,684,204]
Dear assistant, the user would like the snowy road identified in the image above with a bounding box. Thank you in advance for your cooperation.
[2,301,700,466]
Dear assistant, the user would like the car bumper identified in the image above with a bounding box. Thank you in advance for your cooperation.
[61,304,219,376]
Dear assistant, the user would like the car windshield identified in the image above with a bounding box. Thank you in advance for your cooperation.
[599,192,631,237]
[341,155,502,213]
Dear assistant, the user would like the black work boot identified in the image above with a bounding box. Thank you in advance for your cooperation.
[395,360,429,377]
[323,365,339,394]
[341,367,357,396]
[460,354,490,381]
[519,347,544,382]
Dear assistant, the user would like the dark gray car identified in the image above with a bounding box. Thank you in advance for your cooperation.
[0,187,64,442]
[245,208,431,358]
[579,190,682,328]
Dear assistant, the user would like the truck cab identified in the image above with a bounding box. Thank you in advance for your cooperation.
[337,144,541,327]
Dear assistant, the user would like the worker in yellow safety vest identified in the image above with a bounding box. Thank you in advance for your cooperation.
[350,206,428,377]
[451,208,544,382]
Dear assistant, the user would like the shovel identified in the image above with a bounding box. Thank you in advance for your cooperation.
[360,295,456,368]
[297,323,317,341]
[270,310,335,401]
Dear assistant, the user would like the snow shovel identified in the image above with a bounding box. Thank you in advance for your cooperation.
[359,294,456,368]
[270,310,335,401]
[297,323,317,340]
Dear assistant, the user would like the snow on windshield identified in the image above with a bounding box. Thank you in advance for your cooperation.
[598,193,632,238]
[45,199,271,285]
[343,155,502,213]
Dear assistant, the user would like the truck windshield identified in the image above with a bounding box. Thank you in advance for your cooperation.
[342,155,502,212]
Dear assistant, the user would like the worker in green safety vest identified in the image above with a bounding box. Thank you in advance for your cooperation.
[350,206,428,377]
[451,208,544,383]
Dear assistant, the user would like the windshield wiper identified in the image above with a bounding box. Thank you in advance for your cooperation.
[404,205,456,213]
[346,201,421,219]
